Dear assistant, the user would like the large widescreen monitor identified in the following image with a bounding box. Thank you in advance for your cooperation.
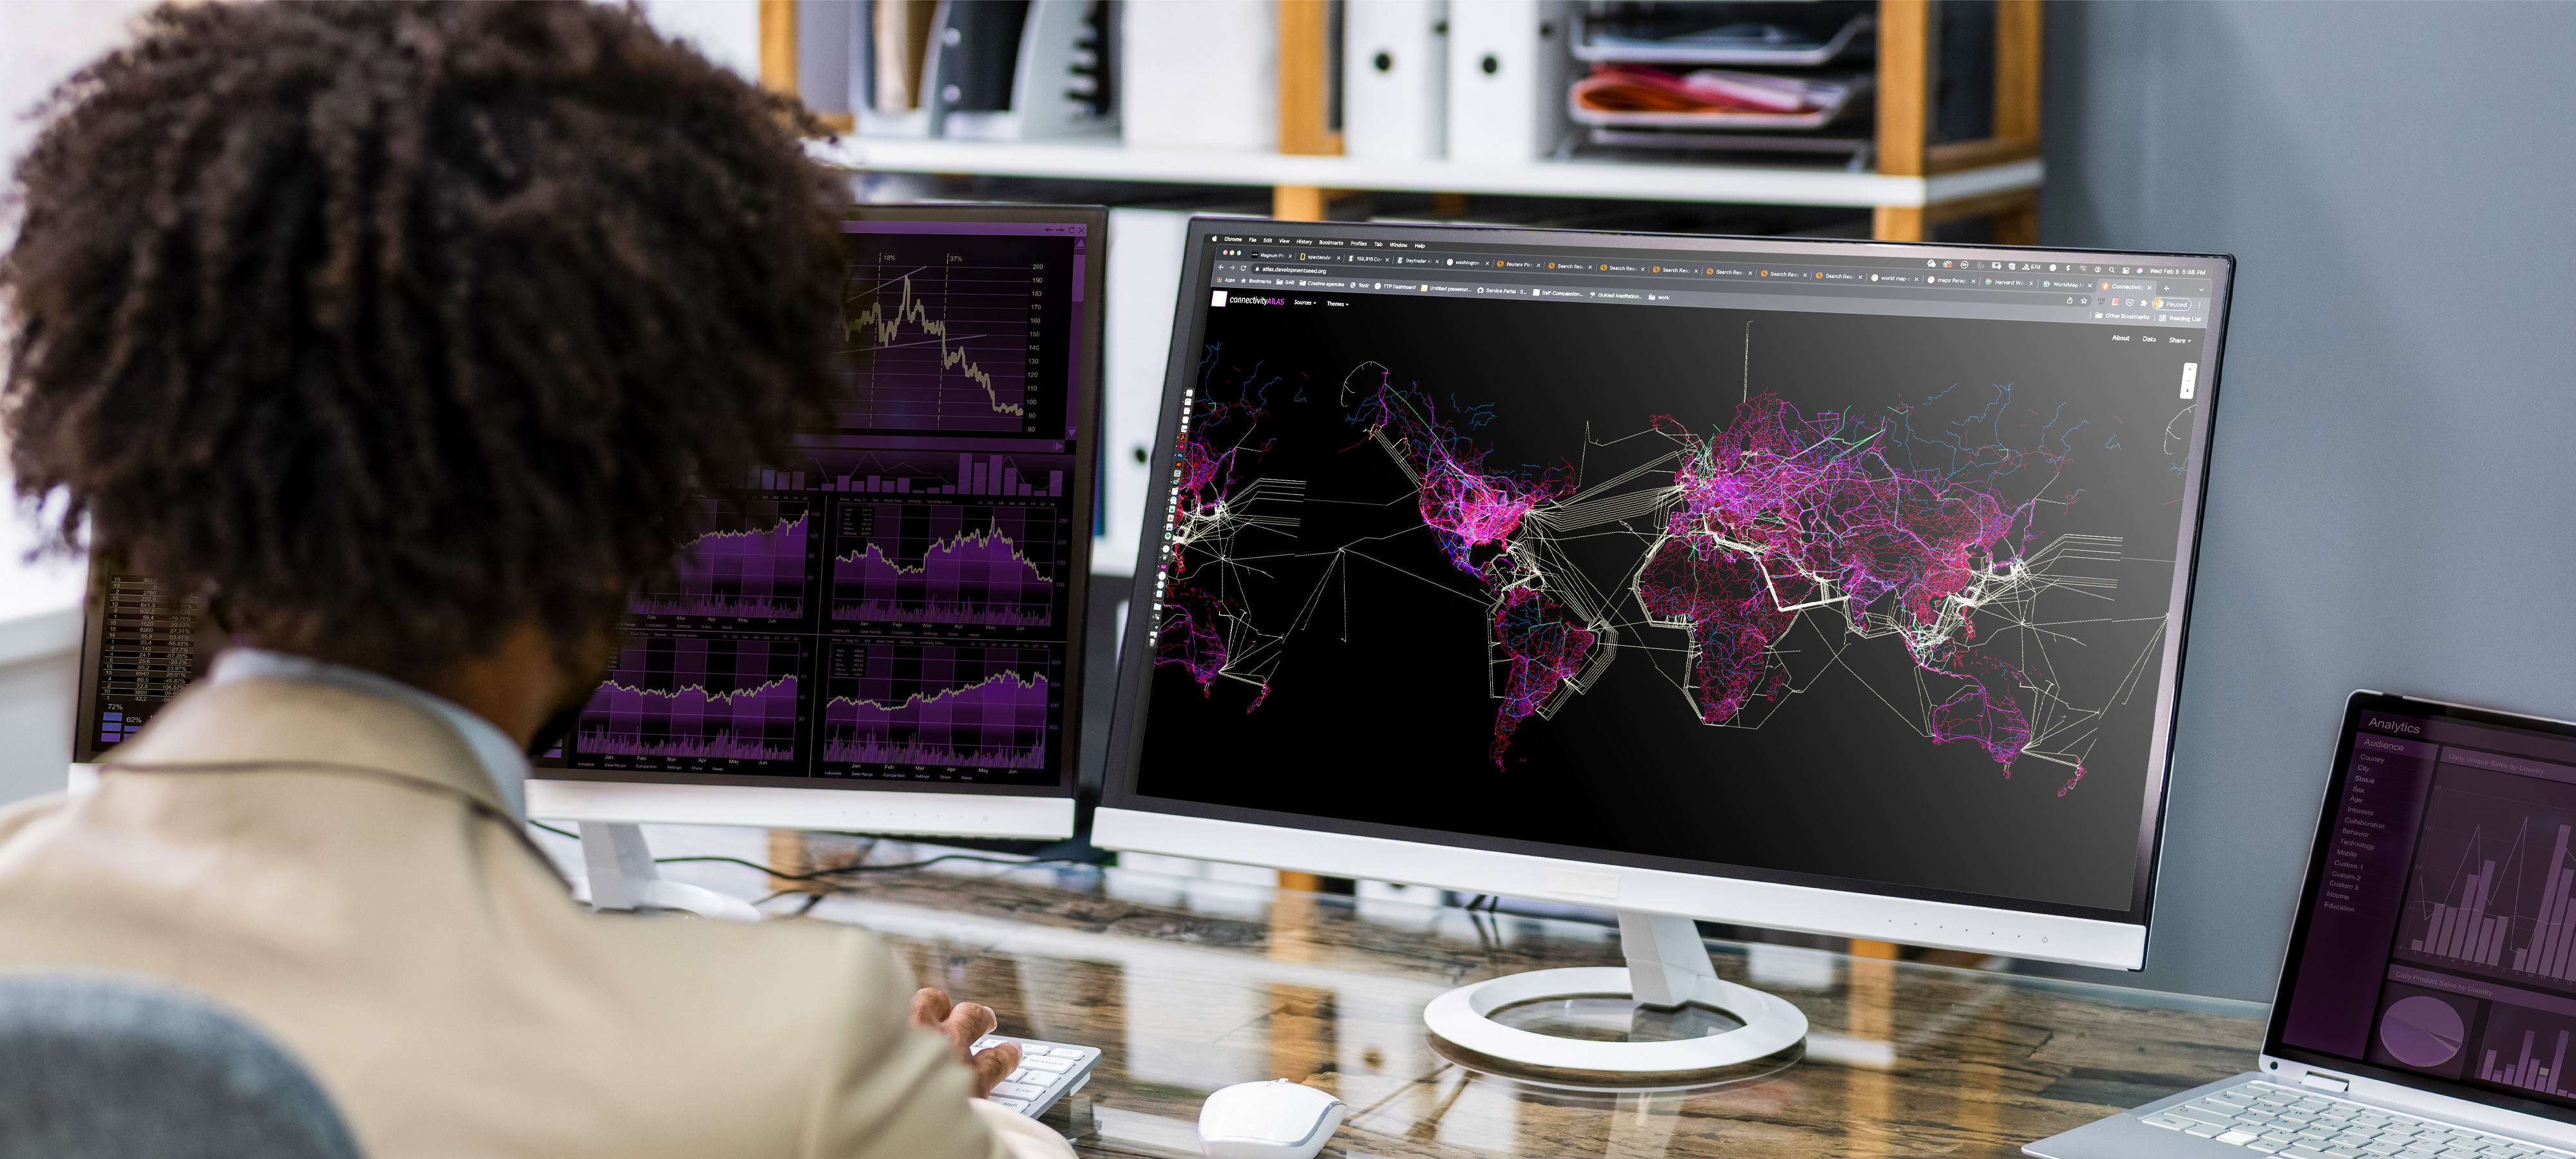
[1098,219,2233,972]
[74,203,1107,842]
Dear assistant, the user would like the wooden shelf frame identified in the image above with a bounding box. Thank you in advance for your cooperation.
[768,1,2045,236]
[1875,0,2043,242]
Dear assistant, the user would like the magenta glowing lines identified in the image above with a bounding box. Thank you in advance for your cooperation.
[631,504,810,619]
[830,528,1054,626]
[822,672,1049,768]
[1361,373,1574,578]
[1635,393,2078,787]
[1360,373,1607,762]
[1154,353,2125,789]
[577,674,800,761]
[1490,587,1598,764]
[1155,362,1307,701]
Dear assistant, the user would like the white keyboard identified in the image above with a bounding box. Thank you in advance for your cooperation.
[2142,1080,2570,1159]
[972,1034,1101,1118]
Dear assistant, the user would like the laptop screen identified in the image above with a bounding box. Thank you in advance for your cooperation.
[2272,692,2576,1120]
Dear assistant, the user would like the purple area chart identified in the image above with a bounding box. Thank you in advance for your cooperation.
[822,641,1054,770]
[572,633,807,767]
[629,498,813,619]
[831,500,1063,627]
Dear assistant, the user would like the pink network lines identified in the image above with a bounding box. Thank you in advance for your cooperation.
[1153,366,1274,701]
[1363,375,1596,764]
[1363,377,1575,580]
[1638,393,2059,782]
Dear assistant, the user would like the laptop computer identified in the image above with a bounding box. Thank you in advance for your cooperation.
[2031,691,2576,1159]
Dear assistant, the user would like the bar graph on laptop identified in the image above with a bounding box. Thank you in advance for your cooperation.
[2405,815,2576,982]
[2476,1001,2576,1097]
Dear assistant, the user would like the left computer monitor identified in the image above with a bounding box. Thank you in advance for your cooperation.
[72,202,1108,842]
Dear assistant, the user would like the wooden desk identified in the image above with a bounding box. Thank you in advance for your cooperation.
[796,865,2264,1158]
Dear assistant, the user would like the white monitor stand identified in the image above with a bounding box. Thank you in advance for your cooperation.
[1421,911,1808,1076]
[530,778,1078,923]
[565,821,761,921]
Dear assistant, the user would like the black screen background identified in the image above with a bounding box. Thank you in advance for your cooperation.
[1126,289,2207,914]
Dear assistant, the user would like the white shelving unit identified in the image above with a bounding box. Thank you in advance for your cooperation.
[810,137,2042,211]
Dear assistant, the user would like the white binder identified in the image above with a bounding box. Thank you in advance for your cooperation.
[1446,0,1573,164]
[1343,1,1448,160]
[1121,0,1278,152]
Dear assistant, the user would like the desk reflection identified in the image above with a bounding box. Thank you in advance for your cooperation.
[799,862,2261,1159]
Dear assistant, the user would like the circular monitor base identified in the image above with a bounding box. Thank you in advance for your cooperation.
[1422,966,1808,1075]
[568,876,761,921]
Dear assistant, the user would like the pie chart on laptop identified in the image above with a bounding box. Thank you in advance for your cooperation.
[2380,995,2467,1068]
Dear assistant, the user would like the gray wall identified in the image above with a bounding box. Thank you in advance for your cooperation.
[2035,1,2576,1001]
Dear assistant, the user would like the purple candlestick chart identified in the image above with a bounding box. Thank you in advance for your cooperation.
[629,498,813,619]
[822,641,1054,769]
[574,634,806,764]
[830,501,1062,627]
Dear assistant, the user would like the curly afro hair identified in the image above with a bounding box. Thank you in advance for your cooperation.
[2,1,846,683]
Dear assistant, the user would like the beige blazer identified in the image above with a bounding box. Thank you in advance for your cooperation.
[0,677,1073,1159]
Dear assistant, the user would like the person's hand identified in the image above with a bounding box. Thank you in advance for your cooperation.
[911,987,1021,1098]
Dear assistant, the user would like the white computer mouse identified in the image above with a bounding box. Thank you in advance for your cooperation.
[1196,1078,1348,1159]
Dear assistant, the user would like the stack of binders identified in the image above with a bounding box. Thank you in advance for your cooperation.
[1340,0,1582,166]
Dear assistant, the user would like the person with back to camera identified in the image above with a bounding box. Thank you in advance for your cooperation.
[0,4,1073,1156]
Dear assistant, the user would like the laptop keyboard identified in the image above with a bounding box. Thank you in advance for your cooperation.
[2141,1080,2570,1158]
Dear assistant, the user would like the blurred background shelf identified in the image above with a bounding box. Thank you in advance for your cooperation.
[810,136,2041,210]
[770,0,2045,240]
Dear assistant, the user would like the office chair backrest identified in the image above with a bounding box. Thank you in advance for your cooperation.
[0,973,365,1159]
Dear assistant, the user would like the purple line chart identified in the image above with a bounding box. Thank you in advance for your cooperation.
[835,229,1072,437]
[828,500,1065,628]
[820,641,1057,773]
[570,632,810,770]
[628,497,816,621]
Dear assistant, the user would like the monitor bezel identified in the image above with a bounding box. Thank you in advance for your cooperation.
[533,201,1108,798]
[1100,218,2238,965]
[2260,690,2576,1127]
[67,202,1109,831]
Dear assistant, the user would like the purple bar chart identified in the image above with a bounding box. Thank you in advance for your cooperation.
[2399,762,2576,984]
[2413,854,2511,968]
[816,453,1065,496]
[629,498,812,619]
[2476,1003,2576,1097]
[780,446,1076,498]
[573,634,806,766]
[821,641,1054,770]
